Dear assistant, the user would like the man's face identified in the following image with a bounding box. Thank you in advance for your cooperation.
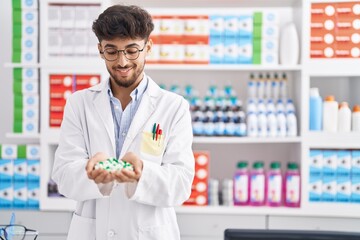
[98,38,151,88]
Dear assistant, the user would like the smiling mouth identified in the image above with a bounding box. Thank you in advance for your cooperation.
[116,67,132,73]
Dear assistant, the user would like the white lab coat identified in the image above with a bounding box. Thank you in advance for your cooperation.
[52,75,195,240]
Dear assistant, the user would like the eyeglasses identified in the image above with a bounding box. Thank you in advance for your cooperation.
[100,42,147,61]
[0,225,38,240]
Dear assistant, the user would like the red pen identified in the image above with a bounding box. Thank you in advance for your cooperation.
[155,124,160,141]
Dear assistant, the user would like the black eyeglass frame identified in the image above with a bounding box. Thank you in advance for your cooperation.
[0,224,38,240]
[99,41,147,61]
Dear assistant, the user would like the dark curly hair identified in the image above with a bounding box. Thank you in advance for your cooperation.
[92,4,154,42]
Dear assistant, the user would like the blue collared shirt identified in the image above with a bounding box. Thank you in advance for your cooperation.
[107,76,148,158]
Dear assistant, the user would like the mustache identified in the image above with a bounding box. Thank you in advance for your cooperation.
[113,65,132,70]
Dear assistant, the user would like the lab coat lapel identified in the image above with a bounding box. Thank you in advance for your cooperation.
[120,78,160,156]
[92,82,116,154]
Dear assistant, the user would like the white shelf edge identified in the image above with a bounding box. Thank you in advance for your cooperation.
[146,64,302,71]
[4,62,41,68]
[40,197,76,212]
[306,60,360,77]
[193,136,302,144]
[304,132,360,149]
[5,133,40,140]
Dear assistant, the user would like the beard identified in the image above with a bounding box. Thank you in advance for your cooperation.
[107,61,145,88]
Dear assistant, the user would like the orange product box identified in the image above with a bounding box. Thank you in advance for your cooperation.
[159,15,184,39]
[183,191,208,206]
[336,41,360,58]
[76,74,100,90]
[50,87,73,100]
[151,15,161,36]
[184,42,209,64]
[49,98,66,112]
[49,111,64,127]
[158,42,185,64]
[336,2,360,20]
[181,15,209,39]
[310,43,336,58]
[336,24,360,39]
[311,17,336,32]
[311,3,337,20]
[310,31,336,45]
[50,74,74,88]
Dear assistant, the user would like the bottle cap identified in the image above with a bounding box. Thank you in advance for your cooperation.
[270,162,281,169]
[237,161,248,168]
[325,95,335,101]
[353,105,360,112]
[287,162,298,170]
[339,102,349,109]
[253,161,264,169]
[309,88,320,97]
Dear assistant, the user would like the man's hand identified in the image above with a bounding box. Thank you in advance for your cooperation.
[113,152,143,183]
[86,152,113,184]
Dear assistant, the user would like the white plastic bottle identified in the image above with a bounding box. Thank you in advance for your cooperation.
[276,99,285,113]
[280,22,299,65]
[285,99,295,113]
[272,73,280,100]
[352,105,360,132]
[257,111,268,137]
[248,73,257,99]
[257,73,265,99]
[266,99,276,114]
[247,112,258,137]
[322,95,338,132]
[257,99,266,113]
[247,99,258,114]
[267,111,278,137]
[286,111,298,137]
[280,73,288,99]
[277,111,287,137]
[338,102,351,132]
[265,73,272,99]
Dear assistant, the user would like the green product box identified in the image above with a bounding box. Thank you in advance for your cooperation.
[0,144,2,158]
[252,53,261,64]
[13,79,23,94]
[253,12,262,25]
[13,24,22,38]
[253,38,262,53]
[14,94,23,108]
[14,107,23,122]
[13,120,23,133]
[13,37,22,51]
[12,9,22,24]
[12,51,21,63]
[253,25,262,39]
[17,145,27,158]
[12,0,21,9]
[13,68,23,81]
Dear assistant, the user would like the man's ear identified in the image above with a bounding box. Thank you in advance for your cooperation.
[146,39,153,56]
[98,43,104,59]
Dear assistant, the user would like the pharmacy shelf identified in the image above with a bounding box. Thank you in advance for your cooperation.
[4,62,42,68]
[176,203,360,218]
[146,64,302,71]
[193,136,302,144]
[40,197,76,211]
[6,132,40,140]
[304,132,360,149]
[306,60,360,77]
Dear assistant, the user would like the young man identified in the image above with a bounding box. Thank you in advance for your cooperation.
[52,4,194,240]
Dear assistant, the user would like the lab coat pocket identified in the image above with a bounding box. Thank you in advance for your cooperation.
[139,223,176,240]
[67,212,96,240]
[140,131,164,156]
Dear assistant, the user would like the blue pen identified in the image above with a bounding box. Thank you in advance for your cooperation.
[152,123,156,140]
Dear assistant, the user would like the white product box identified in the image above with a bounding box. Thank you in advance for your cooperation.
[60,6,75,29]
[147,44,160,62]
[352,150,360,176]
[23,106,39,121]
[261,52,278,65]
[160,18,184,36]
[21,0,38,9]
[23,24,38,38]
[224,37,238,63]
[61,29,74,55]
[238,15,253,37]
[22,119,39,134]
[184,18,209,36]
[26,145,40,160]
[22,68,38,81]
[22,94,39,108]
[224,16,238,37]
[22,10,38,25]
[262,11,279,25]
[152,16,161,36]
[351,177,360,202]
[323,150,337,176]
[87,6,101,29]
[48,5,61,28]
[262,38,279,53]
[0,160,14,181]
[336,176,351,202]
[13,159,27,182]
[13,181,27,208]
[309,174,322,201]
[209,36,224,63]
[159,44,185,62]
[88,31,99,56]
[0,182,13,208]
[209,15,224,37]
[184,44,209,63]
[1,145,17,159]
[74,6,88,29]
[27,159,40,182]
[22,51,38,64]
[27,181,39,208]
[74,30,88,56]
[22,80,38,94]
[322,176,337,201]
[309,149,323,174]
[238,37,253,64]
[48,29,61,56]
[22,37,38,52]
[337,150,351,175]
[262,25,279,39]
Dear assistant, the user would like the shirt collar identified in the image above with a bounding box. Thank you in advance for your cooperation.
[107,74,148,102]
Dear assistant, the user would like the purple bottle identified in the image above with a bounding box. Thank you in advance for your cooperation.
[284,162,301,208]
[250,161,265,206]
[233,161,249,205]
[266,162,283,207]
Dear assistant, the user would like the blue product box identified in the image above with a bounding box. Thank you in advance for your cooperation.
[322,176,336,202]
[238,37,252,64]
[352,150,360,178]
[27,159,40,182]
[209,36,224,64]
[336,176,351,202]
[309,149,323,176]
[351,176,360,203]
[0,181,13,209]
[14,159,27,182]
[224,36,237,64]
[209,15,224,37]
[309,174,322,202]
[224,16,238,38]
[337,150,351,177]
[323,150,337,177]
[0,159,14,182]
[27,181,39,209]
[13,181,27,208]
[238,15,253,38]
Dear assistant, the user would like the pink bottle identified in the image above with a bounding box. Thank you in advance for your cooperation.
[266,161,283,207]
[250,161,265,206]
[233,161,249,205]
[284,162,301,207]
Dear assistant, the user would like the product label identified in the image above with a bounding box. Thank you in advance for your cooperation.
[286,175,300,203]
[267,175,282,203]
[250,174,265,203]
[234,174,248,202]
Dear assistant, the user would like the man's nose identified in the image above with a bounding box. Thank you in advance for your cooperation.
[116,51,128,66]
